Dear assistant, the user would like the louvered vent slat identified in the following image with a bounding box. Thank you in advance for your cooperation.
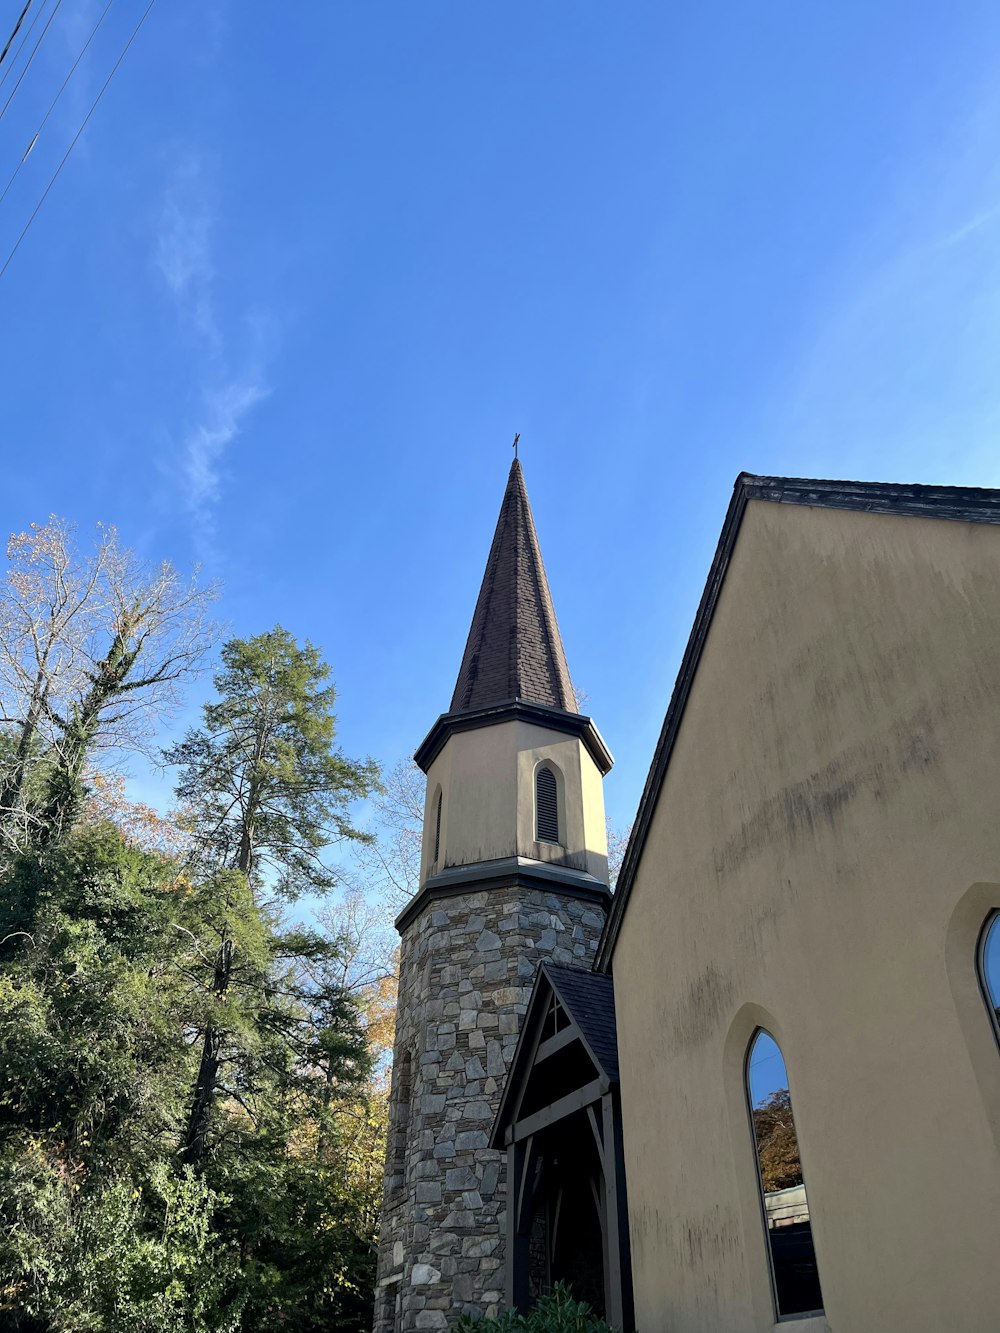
[536,767,559,843]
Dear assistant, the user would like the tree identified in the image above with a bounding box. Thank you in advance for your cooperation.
[351,758,424,909]
[0,518,100,841]
[0,518,214,852]
[606,821,632,890]
[0,795,383,1330]
[164,628,380,1166]
[318,888,399,1229]
[0,536,385,1330]
[752,1088,803,1192]
[167,629,379,897]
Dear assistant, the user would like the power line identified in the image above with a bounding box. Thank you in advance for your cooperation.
[0,0,115,210]
[0,0,157,282]
[0,0,64,122]
[0,0,33,69]
[0,0,47,94]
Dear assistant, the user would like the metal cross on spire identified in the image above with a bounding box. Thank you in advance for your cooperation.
[512,432,520,460]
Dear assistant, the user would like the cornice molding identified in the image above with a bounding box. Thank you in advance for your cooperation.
[413,699,614,776]
[395,856,612,935]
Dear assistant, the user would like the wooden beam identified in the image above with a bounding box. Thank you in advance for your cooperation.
[506,1139,531,1312]
[509,1077,607,1143]
[536,1025,580,1064]
[506,987,558,1129]
[603,1091,635,1332]
[586,1103,605,1172]
[589,1171,603,1223]
[516,1137,543,1235]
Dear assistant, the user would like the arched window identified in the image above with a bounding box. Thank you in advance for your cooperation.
[433,788,443,864]
[389,1051,412,1202]
[535,764,559,844]
[746,1030,823,1320]
[978,911,1000,1046]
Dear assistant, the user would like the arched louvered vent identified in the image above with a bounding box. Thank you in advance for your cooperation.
[536,765,559,844]
[433,789,442,863]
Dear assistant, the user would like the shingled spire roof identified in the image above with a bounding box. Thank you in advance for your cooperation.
[450,459,577,714]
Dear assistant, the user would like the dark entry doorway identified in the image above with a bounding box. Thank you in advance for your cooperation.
[491,964,633,1331]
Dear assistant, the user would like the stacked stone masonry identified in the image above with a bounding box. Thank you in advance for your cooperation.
[374,885,607,1332]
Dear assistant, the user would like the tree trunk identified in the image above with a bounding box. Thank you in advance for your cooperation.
[181,936,233,1166]
[36,629,141,845]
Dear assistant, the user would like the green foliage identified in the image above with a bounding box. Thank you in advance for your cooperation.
[0,1143,242,1332]
[0,825,193,1166]
[452,1285,615,1333]
[0,623,386,1332]
[165,627,379,898]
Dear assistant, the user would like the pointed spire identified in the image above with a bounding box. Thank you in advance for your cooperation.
[451,459,578,714]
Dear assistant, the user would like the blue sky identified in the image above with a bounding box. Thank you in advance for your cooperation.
[3,1,1000,846]
[748,1031,788,1110]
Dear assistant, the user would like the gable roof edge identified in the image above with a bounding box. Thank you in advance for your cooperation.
[489,961,618,1148]
[594,470,1000,972]
[489,963,556,1149]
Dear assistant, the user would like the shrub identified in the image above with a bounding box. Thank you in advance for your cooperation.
[452,1284,615,1333]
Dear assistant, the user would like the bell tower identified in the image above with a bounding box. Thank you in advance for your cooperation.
[374,459,613,1332]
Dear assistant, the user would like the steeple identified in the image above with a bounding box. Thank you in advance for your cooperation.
[451,459,577,714]
[374,453,614,1332]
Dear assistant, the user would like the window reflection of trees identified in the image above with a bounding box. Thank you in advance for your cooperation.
[747,1030,823,1320]
[979,911,1000,1044]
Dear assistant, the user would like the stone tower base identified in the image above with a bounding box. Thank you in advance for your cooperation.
[374,882,607,1332]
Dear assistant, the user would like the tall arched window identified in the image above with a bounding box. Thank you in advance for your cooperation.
[433,789,443,864]
[978,911,1000,1046]
[389,1050,412,1203]
[746,1030,824,1320]
[535,764,559,844]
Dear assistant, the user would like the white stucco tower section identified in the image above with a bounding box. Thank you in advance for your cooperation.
[373,459,613,1332]
[420,719,609,886]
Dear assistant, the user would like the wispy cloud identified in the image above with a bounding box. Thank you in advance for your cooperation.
[155,165,220,352]
[937,204,1000,252]
[154,152,270,553]
[758,75,1000,487]
[182,379,268,530]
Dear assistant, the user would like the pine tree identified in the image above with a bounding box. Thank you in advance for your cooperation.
[164,628,379,1166]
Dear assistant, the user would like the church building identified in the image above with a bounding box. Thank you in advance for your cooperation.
[375,464,1000,1333]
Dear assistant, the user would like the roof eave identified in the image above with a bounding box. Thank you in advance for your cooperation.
[414,699,614,775]
[488,960,618,1150]
[594,470,1000,972]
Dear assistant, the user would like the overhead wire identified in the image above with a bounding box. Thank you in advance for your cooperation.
[0,0,33,69]
[0,0,64,122]
[0,0,116,210]
[0,0,47,94]
[0,0,158,282]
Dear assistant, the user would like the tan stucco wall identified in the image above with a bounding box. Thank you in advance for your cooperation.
[613,500,1000,1333]
[420,720,608,884]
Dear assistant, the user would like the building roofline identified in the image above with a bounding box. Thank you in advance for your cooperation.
[395,856,611,935]
[594,471,1000,972]
[489,960,618,1150]
[413,698,614,775]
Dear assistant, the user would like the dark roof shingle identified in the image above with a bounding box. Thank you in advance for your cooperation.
[543,962,619,1083]
[450,459,577,714]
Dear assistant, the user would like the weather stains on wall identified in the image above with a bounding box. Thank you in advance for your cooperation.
[713,706,941,876]
[613,498,1000,1333]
